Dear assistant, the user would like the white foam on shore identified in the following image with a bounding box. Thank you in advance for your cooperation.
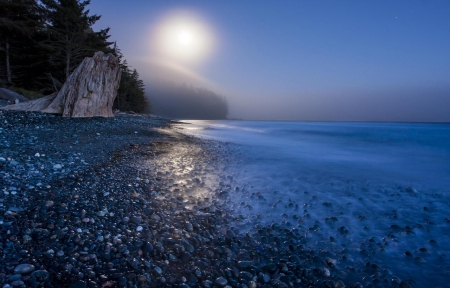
[173,120,450,286]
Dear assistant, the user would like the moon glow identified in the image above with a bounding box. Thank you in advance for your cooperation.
[154,11,215,64]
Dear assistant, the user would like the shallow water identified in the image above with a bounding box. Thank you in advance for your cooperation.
[174,120,450,287]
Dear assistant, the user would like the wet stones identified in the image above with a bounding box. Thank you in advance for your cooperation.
[130,215,142,224]
[214,276,228,287]
[30,270,50,281]
[3,107,423,288]
[218,191,230,199]
[143,242,154,254]
[185,222,194,232]
[13,264,35,274]
[326,257,337,267]
[153,266,163,276]
[237,260,255,269]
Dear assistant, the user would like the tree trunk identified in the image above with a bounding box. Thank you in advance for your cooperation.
[65,34,70,80]
[66,52,70,80]
[6,37,11,84]
[1,52,121,118]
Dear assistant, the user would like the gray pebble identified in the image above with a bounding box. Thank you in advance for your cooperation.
[13,264,35,274]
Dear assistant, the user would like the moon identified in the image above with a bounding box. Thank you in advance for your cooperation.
[153,11,215,64]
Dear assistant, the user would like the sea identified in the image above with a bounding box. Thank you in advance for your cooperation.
[173,120,450,287]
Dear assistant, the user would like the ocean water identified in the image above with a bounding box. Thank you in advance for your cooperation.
[173,120,450,286]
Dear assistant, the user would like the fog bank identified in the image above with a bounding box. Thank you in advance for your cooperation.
[133,59,449,122]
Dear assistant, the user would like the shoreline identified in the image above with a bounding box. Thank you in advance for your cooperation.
[0,109,405,287]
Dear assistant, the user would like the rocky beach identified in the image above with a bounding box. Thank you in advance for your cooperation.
[0,100,414,288]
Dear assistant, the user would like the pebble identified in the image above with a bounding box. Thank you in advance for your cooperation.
[13,264,35,274]
[214,277,228,287]
[0,108,411,288]
[30,270,50,281]
[153,266,163,275]
[10,281,24,287]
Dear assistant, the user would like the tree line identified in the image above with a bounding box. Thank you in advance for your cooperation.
[0,0,147,113]
[148,81,228,120]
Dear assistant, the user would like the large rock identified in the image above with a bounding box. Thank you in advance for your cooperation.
[1,51,121,117]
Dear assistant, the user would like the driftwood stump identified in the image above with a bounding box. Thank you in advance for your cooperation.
[1,51,121,117]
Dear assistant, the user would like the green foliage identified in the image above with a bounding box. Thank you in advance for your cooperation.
[0,0,149,113]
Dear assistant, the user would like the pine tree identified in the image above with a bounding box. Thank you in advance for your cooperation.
[114,59,148,113]
[0,0,42,85]
[39,0,113,82]
[0,0,150,111]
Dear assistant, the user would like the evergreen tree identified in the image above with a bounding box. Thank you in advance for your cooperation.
[0,0,150,112]
[115,59,148,113]
[0,0,42,85]
[39,0,113,82]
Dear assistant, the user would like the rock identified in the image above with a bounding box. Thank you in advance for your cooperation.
[260,273,270,283]
[218,191,229,199]
[137,275,147,282]
[181,252,192,263]
[14,264,35,274]
[31,270,50,281]
[10,281,24,287]
[7,275,22,281]
[53,164,62,169]
[214,277,228,287]
[144,242,154,254]
[130,216,142,224]
[153,266,162,275]
[150,214,161,222]
[326,257,337,266]
[237,260,254,269]
[185,222,194,232]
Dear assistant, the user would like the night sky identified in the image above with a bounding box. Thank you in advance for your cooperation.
[89,0,450,122]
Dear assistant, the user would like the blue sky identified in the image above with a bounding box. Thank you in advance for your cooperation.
[89,0,450,121]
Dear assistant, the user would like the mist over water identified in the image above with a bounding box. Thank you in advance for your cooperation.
[174,121,450,286]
